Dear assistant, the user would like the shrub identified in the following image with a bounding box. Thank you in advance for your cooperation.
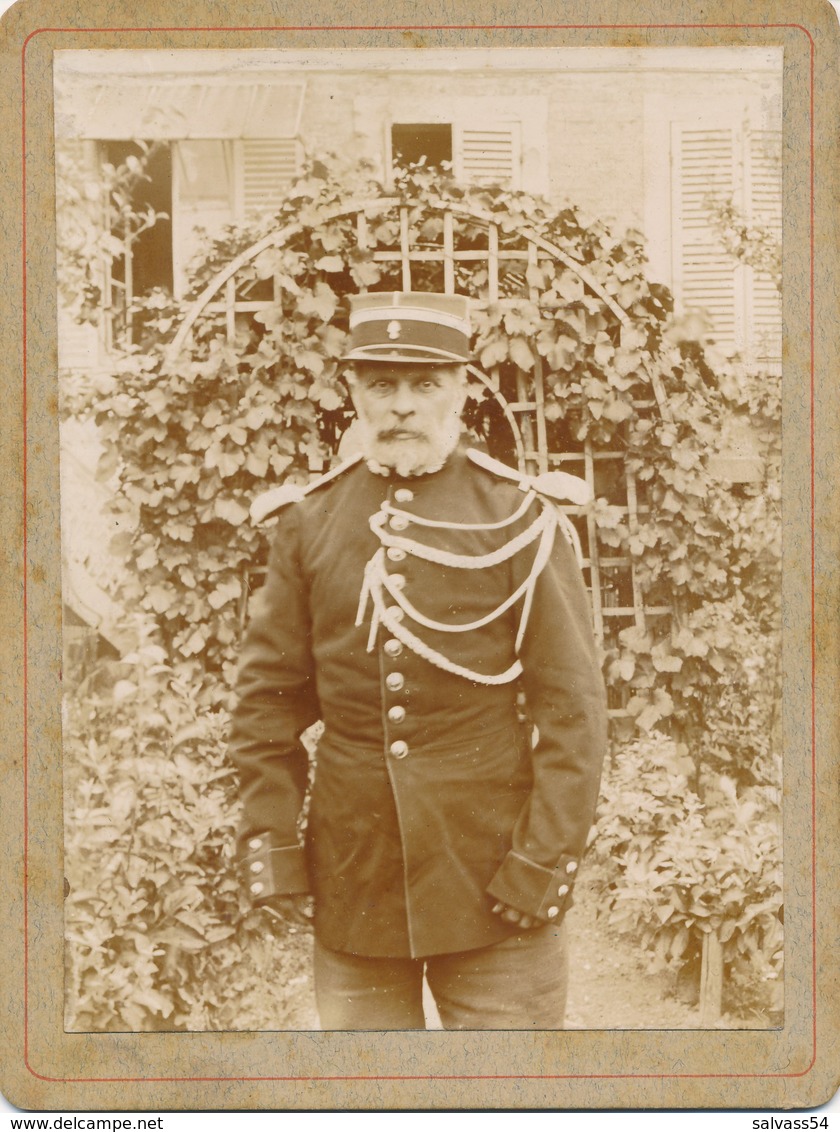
[590,735,783,1017]
[63,641,314,1031]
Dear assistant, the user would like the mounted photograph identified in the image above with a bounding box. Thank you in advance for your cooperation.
[54,44,783,1036]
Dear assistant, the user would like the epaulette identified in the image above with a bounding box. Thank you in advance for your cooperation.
[465,448,592,506]
[250,454,363,524]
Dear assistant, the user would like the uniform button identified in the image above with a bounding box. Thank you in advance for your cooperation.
[387,547,406,562]
[386,672,405,691]
[566,861,578,875]
[386,606,404,622]
[248,837,263,851]
[389,515,410,532]
[557,884,569,897]
[390,740,409,759]
[384,638,403,658]
[250,881,265,897]
[389,574,406,590]
[394,488,414,503]
[388,705,406,723]
[250,861,265,875]
[546,906,559,918]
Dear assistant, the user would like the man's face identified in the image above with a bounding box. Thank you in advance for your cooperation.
[348,362,468,476]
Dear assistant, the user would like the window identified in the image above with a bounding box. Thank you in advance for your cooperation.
[103,141,174,345]
[87,136,303,347]
[173,138,301,294]
[389,119,522,189]
[356,94,546,192]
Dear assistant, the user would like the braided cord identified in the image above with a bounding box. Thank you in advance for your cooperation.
[379,490,536,532]
[355,506,560,683]
[369,506,551,571]
[371,582,525,686]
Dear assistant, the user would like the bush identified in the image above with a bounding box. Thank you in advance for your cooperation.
[63,641,314,1031]
[590,735,783,1017]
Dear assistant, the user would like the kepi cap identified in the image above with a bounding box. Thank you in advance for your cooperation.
[344,291,471,365]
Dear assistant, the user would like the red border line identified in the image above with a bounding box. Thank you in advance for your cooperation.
[20,6,30,1090]
[21,22,819,34]
[23,19,819,1086]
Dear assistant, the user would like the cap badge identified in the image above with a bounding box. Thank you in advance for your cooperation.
[386,320,402,340]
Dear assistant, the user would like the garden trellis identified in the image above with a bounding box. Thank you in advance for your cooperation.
[163,190,676,716]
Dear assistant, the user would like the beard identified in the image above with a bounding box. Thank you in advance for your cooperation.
[356,411,465,477]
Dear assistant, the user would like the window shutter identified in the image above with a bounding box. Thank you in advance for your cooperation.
[672,124,781,364]
[456,122,521,189]
[672,126,739,353]
[240,139,301,217]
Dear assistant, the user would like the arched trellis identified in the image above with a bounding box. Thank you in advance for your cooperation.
[164,195,673,707]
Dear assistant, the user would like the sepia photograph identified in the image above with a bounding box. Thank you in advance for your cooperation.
[54,43,785,1037]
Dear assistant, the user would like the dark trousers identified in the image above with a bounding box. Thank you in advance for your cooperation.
[313,921,568,1030]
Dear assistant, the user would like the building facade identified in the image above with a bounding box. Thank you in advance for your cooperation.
[55,46,782,371]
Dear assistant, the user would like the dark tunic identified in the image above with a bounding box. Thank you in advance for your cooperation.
[229,448,607,959]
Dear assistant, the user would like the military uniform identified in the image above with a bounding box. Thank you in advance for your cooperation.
[229,445,607,961]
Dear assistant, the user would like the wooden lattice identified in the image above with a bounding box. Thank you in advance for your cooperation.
[165,196,673,714]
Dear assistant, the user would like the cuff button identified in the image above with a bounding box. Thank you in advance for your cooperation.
[547,906,560,918]
[566,861,578,874]
[250,881,265,896]
[250,861,265,874]
[557,884,569,897]
[248,838,263,851]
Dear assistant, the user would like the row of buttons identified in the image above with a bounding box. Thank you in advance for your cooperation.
[246,836,266,895]
[386,647,409,758]
[383,487,414,760]
[545,861,579,918]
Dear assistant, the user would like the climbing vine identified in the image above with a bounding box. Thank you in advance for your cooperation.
[65,156,780,765]
[59,150,781,1025]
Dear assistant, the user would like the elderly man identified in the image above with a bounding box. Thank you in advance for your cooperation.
[229,292,607,1030]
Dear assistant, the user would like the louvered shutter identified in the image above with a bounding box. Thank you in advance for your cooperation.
[672,124,781,364]
[456,122,521,189]
[240,139,301,217]
[672,126,739,353]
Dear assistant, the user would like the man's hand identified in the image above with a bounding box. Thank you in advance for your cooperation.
[491,901,544,930]
[259,894,314,930]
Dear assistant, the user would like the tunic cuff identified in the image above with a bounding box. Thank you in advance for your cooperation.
[239,836,309,902]
[487,849,580,922]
